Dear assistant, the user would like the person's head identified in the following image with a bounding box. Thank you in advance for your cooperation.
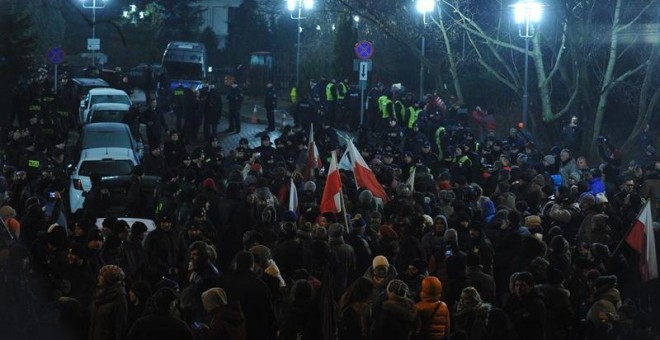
[386,279,410,301]
[98,265,125,288]
[129,281,152,305]
[150,98,157,109]
[371,255,391,286]
[157,214,173,231]
[234,250,255,272]
[560,149,571,162]
[434,215,447,234]
[420,276,443,301]
[340,277,373,308]
[622,178,635,193]
[512,271,535,297]
[189,241,212,266]
[201,287,227,313]
[153,287,177,312]
[577,156,588,169]
[457,287,482,311]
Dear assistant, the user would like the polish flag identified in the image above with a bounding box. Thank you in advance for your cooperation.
[306,124,322,180]
[288,178,298,213]
[346,140,389,202]
[320,151,342,213]
[625,202,658,282]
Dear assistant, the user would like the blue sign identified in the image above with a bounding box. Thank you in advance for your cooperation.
[354,40,374,60]
[47,46,66,64]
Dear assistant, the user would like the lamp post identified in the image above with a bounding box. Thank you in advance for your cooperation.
[416,0,436,102]
[287,0,314,89]
[512,0,543,131]
[81,0,109,66]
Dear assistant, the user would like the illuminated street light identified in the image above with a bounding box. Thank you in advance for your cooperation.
[511,0,544,131]
[416,0,437,101]
[80,0,109,66]
[288,0,315,88]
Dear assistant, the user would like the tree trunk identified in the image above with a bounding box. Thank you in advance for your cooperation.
[439,15,464,104]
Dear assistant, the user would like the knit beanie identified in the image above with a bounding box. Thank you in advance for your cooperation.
[202,178,216,190]
[201,287,228,312]
[387,279,409,299]
[303,181,317,192]
[421,276,443,300]
[0,205,16,219]
[99,265,125,285]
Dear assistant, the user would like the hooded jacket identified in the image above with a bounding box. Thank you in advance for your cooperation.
[372,298,418,340]
[206,301,247,340]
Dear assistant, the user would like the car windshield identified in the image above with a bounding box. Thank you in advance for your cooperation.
[82,130,133,149]
[91,110,128,123]
[79,160,134,177]
[90,94,130,106]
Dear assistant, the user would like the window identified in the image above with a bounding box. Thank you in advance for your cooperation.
[79,160,134,176]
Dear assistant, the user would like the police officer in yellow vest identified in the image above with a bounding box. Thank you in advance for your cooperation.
[337,77,349,124]
[325,78,338,123]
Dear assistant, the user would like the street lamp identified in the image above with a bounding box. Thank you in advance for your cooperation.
[512,0,543,131]
[287,0,314,89]
[417,0,436,102]
[80,0,109,66]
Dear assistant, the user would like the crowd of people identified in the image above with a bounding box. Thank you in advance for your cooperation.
[1,67,660,340]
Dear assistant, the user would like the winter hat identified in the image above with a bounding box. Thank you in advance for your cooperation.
[99,265,125,285]
[156,277,180,292]
[396,183,412,197]
[202,178,216,190]
[351,214,367,229]
[379,225,398,240]
[543,155,556,165]
[131,221,148,235]
[525,215,542,228]
[303,181,317,192]
[358,190,374,204]
[550,235,568,253]
[249,245,272,268]
[532,174,545,187]
[0,205,16,219]
[312,226,328,240]
[201,287,228,312]
[444,228,458,244]
[387,279,410,299]
[280,221,297,237]
[596,193,609,204]
[590,243,610,259]
[595,275,617,289]
[372,255,390,270]
[410,258,428,273]
[264,261,287,287]
[529,257,549,274]
[421,276,443,300]
[460,287,482,305]
[328,223,344,238]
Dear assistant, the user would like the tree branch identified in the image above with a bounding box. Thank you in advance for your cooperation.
[616,0,658,33]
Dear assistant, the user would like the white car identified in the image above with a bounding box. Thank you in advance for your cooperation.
[79,88,132,125]
[87,103,131,124]
[69,147,140,214]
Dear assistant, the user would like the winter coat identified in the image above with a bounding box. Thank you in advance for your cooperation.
[89,286,128,340]
[273,238,305,281]
[206,301,247,340]
[144,227,186,281]
[338,302,372,340]
[537,284,574,340]
[371,298,418,340]
[329,236,357,297]
[278,300,322,340]
[415,300,450,340]
[219,269,276,340]
[126,310,193,340]
[466,266,496,304]
[504,289,547,340]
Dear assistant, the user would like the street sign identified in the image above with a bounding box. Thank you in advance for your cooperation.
[47,46,66,64]
[87,38,100,51]
[354,40,374,60]
[353,59,372,71]
[359,61,369,81]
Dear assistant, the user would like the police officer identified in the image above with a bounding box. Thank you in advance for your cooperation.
[385,117,404,151]
[264,82,278,131]
[164,130,187,168]
[203,83,222,139]
[346,82,361,131]
[225,81,244,134]
[325,78,338,123]
[172,81,187,131]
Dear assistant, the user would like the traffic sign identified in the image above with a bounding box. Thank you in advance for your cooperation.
[359,61,369,81]
[47,46,66,64]
[354,40,374,60]
[87,38,100,51]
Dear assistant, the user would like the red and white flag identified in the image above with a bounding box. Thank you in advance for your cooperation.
[320,151,342,214]
[625,201,658,282]
[288,178,298,213]
[346,140,389,202]
[306,124,322,180]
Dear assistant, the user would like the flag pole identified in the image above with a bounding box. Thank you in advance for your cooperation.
[339,176,350,234]
[612,201,650,255]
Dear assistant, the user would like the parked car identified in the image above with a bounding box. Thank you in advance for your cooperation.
[68,147,140,214]
[87,103,131,124]
[79,88,132,125]
[75,122,144,160]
